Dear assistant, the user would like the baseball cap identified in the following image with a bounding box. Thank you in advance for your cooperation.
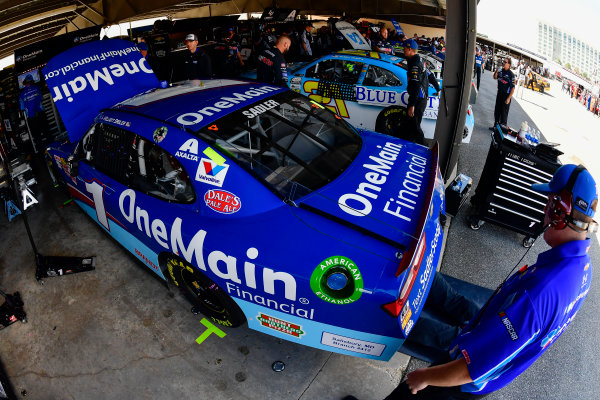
[404,39,418,50]
[184,33,198,42]
[532,164,598,218]
[137,42,148,51]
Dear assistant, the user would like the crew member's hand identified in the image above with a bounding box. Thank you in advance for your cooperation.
[408,106,415,117]
[505,98,511,105]
[406,369,429,394]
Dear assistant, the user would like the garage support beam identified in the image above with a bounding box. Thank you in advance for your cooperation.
[434,0,477,181]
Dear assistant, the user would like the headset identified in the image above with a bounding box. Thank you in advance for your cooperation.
[545,165,598,232]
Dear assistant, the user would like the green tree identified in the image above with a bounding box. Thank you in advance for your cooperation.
[565,62,572,70]
[583,72,589,79]
[555,58,562,65]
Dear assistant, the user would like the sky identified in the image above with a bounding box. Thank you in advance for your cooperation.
[477,0,600,52]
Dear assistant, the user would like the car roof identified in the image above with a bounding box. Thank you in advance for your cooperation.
[112,79,286,131]
[333,50,406,65]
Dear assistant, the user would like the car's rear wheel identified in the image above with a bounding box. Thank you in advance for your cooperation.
[164,255,246,327]
[375,106,422,143]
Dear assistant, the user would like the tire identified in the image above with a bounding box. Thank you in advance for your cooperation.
[165,255,246,328]
[375,106,421,143]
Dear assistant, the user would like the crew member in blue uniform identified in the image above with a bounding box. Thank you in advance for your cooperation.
[403,39,440,145]
[374,164,596,400]
[492,57,515,127]
[372,27,394,55]
[19,74,47,151]
[474,48,484,90]
[257,36,291,86]
[173,33,212,82]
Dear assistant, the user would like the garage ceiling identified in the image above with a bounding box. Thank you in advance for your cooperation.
[0,0,447,60]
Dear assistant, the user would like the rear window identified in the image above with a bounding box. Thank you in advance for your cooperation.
[196,91,362,201]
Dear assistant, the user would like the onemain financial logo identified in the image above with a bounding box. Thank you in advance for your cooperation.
[44,46,154,103]
[175,85,281,127]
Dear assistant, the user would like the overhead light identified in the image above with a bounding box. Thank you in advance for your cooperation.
[0,5,78,35]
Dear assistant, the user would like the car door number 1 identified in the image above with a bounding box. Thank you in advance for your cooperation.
[86,180,110,231]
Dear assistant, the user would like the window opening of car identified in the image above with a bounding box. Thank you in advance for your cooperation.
[79,122,195,203]
[362,65,402,87]
[196,91,362,202]
[307,59,364,84]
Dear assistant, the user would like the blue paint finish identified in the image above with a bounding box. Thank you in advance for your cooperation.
[44,40,447,361]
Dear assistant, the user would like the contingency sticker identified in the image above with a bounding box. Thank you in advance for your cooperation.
[257,313,305,338]
[195,147,229,187]
[204,189,241,214]
[321,332,385,356]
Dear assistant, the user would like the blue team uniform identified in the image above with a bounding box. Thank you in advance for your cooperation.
[19,84,44,117]
[475,55,483,69]
[450,239,593,394]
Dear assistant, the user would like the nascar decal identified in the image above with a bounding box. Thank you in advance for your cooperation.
[400,302,412,330]
[257,313,305,337]
[310,256,364,305]
[196,147,229,187]
[204,189,241,214]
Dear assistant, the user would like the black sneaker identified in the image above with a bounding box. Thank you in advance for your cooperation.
[342,397,359,400]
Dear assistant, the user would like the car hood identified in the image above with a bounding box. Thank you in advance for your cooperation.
[43,39,160,143]
[298,130,436,250]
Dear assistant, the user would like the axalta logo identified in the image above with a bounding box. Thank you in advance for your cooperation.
[176,138,200,161]
[195,147,229,187]
[175,85,280,126]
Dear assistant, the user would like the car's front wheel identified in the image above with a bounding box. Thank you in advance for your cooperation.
[164,255,246,327]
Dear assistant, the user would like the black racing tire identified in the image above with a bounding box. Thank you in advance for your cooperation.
[375,106,406,136]
[164,255,246,328]
[375,106,422,143]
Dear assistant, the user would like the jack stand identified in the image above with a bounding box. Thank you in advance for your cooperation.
[15,180,96,285]
[35,253,96,284]
[0,290,26,330]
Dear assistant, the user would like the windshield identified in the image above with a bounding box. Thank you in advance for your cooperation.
[196,91,362,201]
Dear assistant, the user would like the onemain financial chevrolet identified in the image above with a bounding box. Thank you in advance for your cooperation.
[45,39,446,361]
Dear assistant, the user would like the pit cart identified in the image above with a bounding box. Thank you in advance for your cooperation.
[467,125,561,247]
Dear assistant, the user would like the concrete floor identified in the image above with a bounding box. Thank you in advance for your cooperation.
[1,71,599,400]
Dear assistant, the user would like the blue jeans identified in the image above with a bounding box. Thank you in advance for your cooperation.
[407,274,481,351]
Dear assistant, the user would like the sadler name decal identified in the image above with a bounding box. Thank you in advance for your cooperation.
[175,85,280,126]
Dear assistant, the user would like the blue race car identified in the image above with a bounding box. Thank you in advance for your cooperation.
[44,39,446,361]
[289,50,475,143]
